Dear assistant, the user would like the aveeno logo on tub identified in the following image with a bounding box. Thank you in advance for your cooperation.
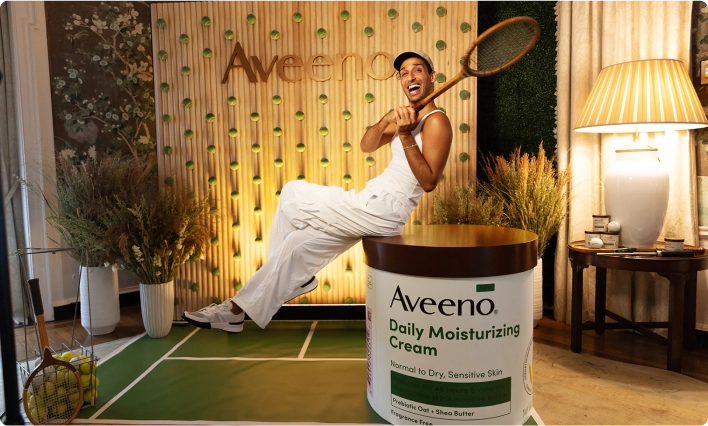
[389,285,496,316]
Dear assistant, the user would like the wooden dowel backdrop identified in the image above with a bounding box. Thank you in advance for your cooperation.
[151,1,477,317]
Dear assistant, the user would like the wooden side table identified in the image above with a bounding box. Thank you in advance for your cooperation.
[567,241,708,372]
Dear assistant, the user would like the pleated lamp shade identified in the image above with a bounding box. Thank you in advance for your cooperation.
[574,59,708,133]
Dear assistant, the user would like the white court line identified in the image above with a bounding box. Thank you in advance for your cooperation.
[530,407,545,425]
[96,332,146,365]
[89,327,201,420]
[298,320,318,359]
[166,357,365,362]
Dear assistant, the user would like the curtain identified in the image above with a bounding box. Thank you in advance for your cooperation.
[0,2,30,323]
[555,1,696,327]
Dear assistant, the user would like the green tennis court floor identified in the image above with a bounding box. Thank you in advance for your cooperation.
[72,321,541,424]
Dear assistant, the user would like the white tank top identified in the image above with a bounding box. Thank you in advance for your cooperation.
[367,109,444,206]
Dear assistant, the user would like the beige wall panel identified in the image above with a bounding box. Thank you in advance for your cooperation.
[151,1,477,315]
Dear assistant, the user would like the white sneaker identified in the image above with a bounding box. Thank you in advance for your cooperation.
[182,299,244,333]
[288,276,318,302]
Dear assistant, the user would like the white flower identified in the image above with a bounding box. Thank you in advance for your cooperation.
[59,149,75,159]
[104,262,111,267]
[112,114,119,120]
[68,69,78,78]
[92,55,100,61]
[138,135,150,145]
[111,264,118,272]
[110,21,120,31]
[137,45,145,52]
[155,271,161,277]
[122,113,129,120]
[103,44,110,50]
[74,20,81,26]
[65,114,72,120]
[56,80,66,89]
[116,78,122,85]
[87,103,94,110]
[152,255,162,267]
[87,145,97,159]
[176,243,183,249]
[137,111,144,118]
[105,112,112,119]
[99,60,108,66]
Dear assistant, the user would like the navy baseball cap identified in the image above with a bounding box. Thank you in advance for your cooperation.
[393,51,434,73]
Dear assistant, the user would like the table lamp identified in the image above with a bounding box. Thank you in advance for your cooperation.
[574,59,708,248]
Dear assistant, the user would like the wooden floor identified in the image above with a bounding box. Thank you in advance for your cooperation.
[13,303,708,384]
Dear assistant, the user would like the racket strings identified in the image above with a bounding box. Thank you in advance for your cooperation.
[471,22,538,71]
[26,366,81,424]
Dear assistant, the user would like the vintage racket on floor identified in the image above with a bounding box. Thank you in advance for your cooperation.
[22,278,83,425]
[412,16,541,111]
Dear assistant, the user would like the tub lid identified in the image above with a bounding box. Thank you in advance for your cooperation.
[362,225,538,278]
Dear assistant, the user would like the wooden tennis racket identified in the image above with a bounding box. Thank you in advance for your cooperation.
[412,16,541,111]
[23,278,83,425]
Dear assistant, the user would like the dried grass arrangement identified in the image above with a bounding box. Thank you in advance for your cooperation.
[20,153,155,266]
[431,186,507,227]
[483,143,571,258]
[103,188,214,284]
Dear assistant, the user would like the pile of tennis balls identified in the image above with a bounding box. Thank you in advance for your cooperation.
[27,349,100,421]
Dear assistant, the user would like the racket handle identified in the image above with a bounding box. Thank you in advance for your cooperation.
[28,278,50,350]
[412,73,466,111]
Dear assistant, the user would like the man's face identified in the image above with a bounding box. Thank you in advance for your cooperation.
[398,57,436,103]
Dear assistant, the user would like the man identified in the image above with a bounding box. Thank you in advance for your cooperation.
[182,51,453,333]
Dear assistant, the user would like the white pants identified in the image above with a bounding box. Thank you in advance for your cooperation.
[233,180,412,328]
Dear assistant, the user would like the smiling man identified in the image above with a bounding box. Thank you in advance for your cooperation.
[182,50,453,333]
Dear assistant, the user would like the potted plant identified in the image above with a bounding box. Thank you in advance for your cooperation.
[21,151,154,334]
[103,187,213,338]
[483,143,572,327]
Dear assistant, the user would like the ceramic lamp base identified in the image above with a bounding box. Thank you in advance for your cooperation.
[604,147,669,248]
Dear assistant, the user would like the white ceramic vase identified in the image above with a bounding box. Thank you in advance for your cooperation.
[533,258,543,328]
[140,281,174,338]
[80,266,120,335]
[604,148,669,248]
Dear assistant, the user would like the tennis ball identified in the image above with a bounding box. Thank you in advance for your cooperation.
[69,390,80,404]
[81,374,90,388]
[274,158,283,167]
[317,28,327,39]
[61,351,75,362]
[230,161,239,170]
[251,144,261,153]
[247,14,256,24]
[48,371,58,385]
[44,381,56,397]
[342,142,352,152]
[156,18,166,29]
[57,370,68,386]
[28,394,36,410]
[296,143,306,152]
[295,111,305,120]
[340,10,349,20]
[67,371,78,386]
[83,388,96,404]
[186,160,195,170]
[203,48,213,58]
[224,30,234,40]
[293,12,303,22]
[270,30,280,40]
[201,16,211,26]
[343,174,352,183]
[56,386,67,398]
[230,191,240,200]
[55,402,68,416]
[208,177,218,186]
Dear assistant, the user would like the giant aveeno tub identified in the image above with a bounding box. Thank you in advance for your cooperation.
[362,225,538,425]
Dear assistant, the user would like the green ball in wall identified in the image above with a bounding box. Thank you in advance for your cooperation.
[186,160,195,170]
[254,206,263,215]
[180,34,189,44]
[272,95,282,105]
[412,22,422,33]
[184,129,194,138]
[207,145,216,154]
[293,12,303,23]
[295,111,305,120]
[343,174,352,183]
[234,281,243,290]
[459,152,470,162]
[182,98,193,108]
[251,144,261,153]
[206,113,215,122]
[317,28,327,39]
[227,96,237,105]
[365,93,375,103]
[340,10,350,20]
[323,282,331,291]
[275,190,281,199]
[163,146,172,155]
[436,40,446,51]
[296,143,306,152]
[342,110,352,120]
[233,253,242,260]
[366,156,375,166]
[271,30,280,40]
[203,48,213,58]
[459,123,470,133]
[230,161,239,170]
[232,222,240,230]
[250,112,260,121]
[201,16,211,26]
[319,94,328,104]
[164,176,174,186]
[273,127,283,137]
[247,14,256,24]
[297,174,306,181]
[364,26,374,37]
[159,82,169,92]
[320,158,329,167]
[208,176,218,186]
[224,30,235,40]
[211,237,220,246]
[319,127,329,136]
[229,128,238,137]
[460,22,471,33]
[161,114,171,123]
[459,90,470,100]
[342,142,352,152]
[344,297,354,304]
[274,158,284,167]
[181,66,191,76]
[436,73,446,83]
[436,6,447,17]
[388,9,398,19]
[158,50,168,60]
[212,268,221,277]
[156,18,166,29]
[190,283,199,292]
[299,297,309,304]
[252,175,262,184]
[231,191,240,200]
